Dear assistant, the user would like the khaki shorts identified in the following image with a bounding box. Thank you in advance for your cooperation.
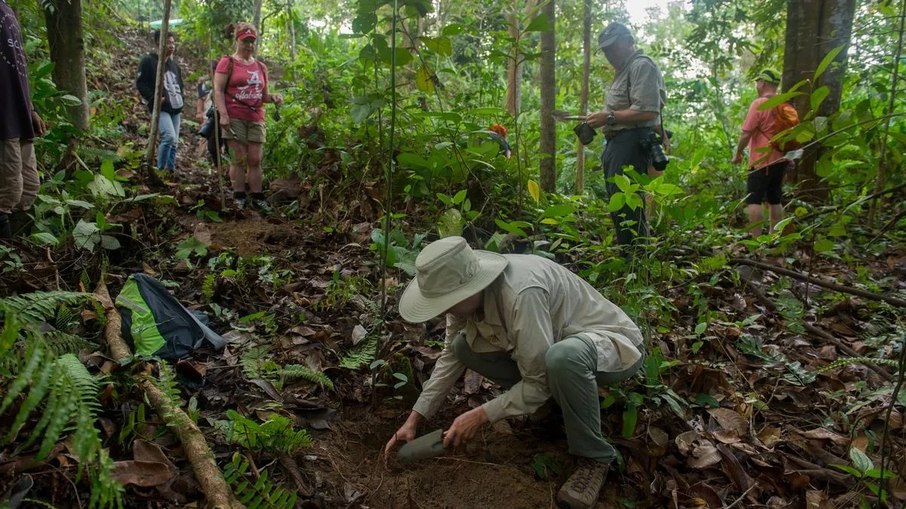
[222,119,266,144]
[0,138,39,214]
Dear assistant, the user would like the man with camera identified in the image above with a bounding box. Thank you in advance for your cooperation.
[584,22,666,253]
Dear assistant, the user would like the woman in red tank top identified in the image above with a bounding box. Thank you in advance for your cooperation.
[213,22,282,211]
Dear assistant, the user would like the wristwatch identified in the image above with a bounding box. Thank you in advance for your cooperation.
[606,111,616,126]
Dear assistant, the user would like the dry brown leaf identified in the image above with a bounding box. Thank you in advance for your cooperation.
[675,430,702,456]
[648,425,669,448]
[798,428,848,446]
[193,223,212,245]
[707,407,748,436]
[805,490,831,509]
[290,325,317,337]
[689,482,723,508]
[712,429,741,444]
[350,324,367,346]
[111,460,175,487]
[757,426,782,448]
[688,443,722,469]
[463,369,484,395]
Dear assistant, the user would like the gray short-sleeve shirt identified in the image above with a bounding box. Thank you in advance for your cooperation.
[604,50,666,131]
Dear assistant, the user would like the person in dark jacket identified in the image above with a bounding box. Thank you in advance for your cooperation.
[0,0,45,239]
[136,30,185,172]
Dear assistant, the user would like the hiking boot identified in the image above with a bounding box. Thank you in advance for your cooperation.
[251,198,271,213]
[233,198,246,210]
[556,459,609,509]
[248,193,270,213]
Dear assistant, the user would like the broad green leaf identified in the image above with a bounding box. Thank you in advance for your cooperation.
[694,322,707,336]
[542,204,575,218]
[420,36,452,56]
[614,174,633,194]
[810,86,830,112]
[100,158,116,181]
[814,237,834,253]
[621,404,638,438]
[100,235,121,251]
[527,179,541,203]
[495,218,528,237]
[831,464,863,477]
[72,220,100,252]
[397,152,431,170]
[452,189,467,204]
[849,447,873,474]
[814,46,843,81]
[64,199,94,209]
[441,24,464,36]
[29,232,59,246]
[607,193,626,212]
[415,66,435,93]
[525,13,550,32]
[540,218,559,225]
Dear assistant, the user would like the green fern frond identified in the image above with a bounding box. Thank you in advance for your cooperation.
[224,453,297,509]
[816,356,901,374]
[89,448,125,509]
[0,339,50,414]
[0,291,91,325]
[225,409,312,455]
[240,346,269,379]
[339,336,378,370]
[280,364,335,391]
[43,329,97,357]
[3,357,53,444]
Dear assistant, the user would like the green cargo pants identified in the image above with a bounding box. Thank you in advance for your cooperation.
[452,333,645,463]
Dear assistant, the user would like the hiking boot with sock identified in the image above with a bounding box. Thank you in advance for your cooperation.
[232,192,247,211]
[556,458,609,509]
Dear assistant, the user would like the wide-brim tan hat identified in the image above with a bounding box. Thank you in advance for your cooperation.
[399,236,508,323]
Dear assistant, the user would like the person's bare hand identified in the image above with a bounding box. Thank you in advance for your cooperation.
[585,111,607,129]
[443,407,488,448]
[31,111,46,137]
[271,94,284,106]
[219,112,230,127]
[731,153,743,165]
[384,422,417,462]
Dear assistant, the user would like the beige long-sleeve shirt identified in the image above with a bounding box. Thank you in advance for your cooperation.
[411,254,644,424]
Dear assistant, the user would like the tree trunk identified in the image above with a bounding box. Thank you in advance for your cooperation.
[504,3,523,118]
[576,0,592,194]
[43,0,89,130]
[254,0,265,33]
[142,0,171,187]
[783,0,855,202]
[539,0,556,193]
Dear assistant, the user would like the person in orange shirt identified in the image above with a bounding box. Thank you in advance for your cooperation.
[732,69,791,237]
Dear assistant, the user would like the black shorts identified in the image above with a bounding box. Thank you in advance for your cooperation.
[746,161,788,205]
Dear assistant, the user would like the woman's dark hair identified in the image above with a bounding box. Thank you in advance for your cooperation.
[153,29,161,44]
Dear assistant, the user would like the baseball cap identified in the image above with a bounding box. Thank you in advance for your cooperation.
[755,69,781,85]
[236,26,257,41]
[598,22,632,50]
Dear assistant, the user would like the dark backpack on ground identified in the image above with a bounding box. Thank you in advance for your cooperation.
[116,273,225,360]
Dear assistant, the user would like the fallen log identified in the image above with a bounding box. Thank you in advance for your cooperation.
[729,258,906,308]
[94,281,243,509]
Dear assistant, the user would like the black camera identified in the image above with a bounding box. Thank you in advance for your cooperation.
[273,107,281,122]
[573,122,596,145]
[640,130,669,171]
